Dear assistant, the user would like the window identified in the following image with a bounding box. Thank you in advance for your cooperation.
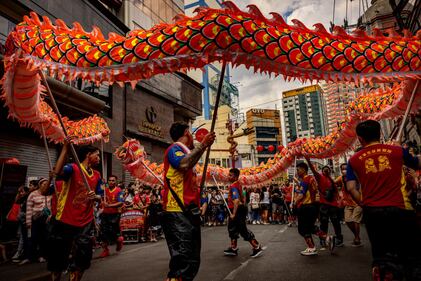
[256,127,278,139]
[77,79,112,117]
[0,15,15,45]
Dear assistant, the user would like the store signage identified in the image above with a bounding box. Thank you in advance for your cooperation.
[145,106,157,123]
[252,109,265,114]
[283,85,319,98]
[138,106,162,137]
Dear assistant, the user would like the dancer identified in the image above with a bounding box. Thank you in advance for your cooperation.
[223,168,263,258]
[336,163,362,247]
[305,157,343,250]
[99,175,124,258]
[47,143,102,281]
[161,122,215,281]
[293,162,319,256]
[346,120,421,281]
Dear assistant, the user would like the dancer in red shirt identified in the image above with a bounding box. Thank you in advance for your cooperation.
[161,122,215,281]
[346,120,421,281]
[305,157,343,250]
[99,175,124,258]
[223,168,263,258]
[293,162,319,256]
[47,143,102,281]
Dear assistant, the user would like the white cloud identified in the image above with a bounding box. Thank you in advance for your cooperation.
[229,0,361,112]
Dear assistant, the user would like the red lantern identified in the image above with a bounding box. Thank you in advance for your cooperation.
[268,145,275,152]
[256,145,264,152]
[278,145,284,151]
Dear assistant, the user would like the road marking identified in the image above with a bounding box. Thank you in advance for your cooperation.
[222,245,268,280]
[223,260,250,280]
[278,226,288,233]
[122,242,162,255]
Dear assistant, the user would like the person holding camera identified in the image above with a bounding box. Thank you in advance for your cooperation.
[161,122,215,281]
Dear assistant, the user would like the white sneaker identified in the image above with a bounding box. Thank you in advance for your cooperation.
[19,259,30,265]
[300,247,318,256]
[38,257,46,263]
[256,221,261,225]
[252,221,257,225]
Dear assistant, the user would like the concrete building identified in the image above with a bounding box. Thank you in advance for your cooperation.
[246,109,283,165]
[193,105,254,169]
[0,0,203,231]
[319,82,369,134]
[282,85,326,143]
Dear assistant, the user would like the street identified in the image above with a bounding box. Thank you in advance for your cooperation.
[1,224,372,281]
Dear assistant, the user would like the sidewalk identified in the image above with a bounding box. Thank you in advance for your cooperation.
[0,243,142,281]
[0,261,49,281]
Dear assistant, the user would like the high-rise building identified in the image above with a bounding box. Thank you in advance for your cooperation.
[246,109,283,164]
[282,85,326,143]
[319,83,368,134]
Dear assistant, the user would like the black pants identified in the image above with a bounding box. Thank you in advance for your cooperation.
[364,206,421,280]
[47,219,93,273]
[161,212,201,281]
[319,204,342,239]
[29,216,48,261]
[100,213,121,244]
[297,204,319,239]
[228,205,255,241]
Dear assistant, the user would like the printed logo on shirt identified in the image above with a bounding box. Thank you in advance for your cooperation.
[175,151,185,157]
[364,155,392,174]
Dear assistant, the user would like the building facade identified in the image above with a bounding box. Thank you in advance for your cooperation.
[282,85,326,143]
[0,0,202,232]
[246,109,283,164]
[319,82,366,134]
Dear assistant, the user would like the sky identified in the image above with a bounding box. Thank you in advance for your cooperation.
[229,0,363,112]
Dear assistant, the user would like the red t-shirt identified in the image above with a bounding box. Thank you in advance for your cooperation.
[55,163,101,226]
[337,175,358,207]
[51,180,63,217]
[103,187,123,214]
[297,175,318,207]
[317,174,338,207]
[281,185,292,202]
[162,143,200,212]
[228,181,242,209]
[347,144,417,210]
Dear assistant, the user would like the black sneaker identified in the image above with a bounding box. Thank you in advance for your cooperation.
[335,237,344,247]
[224,247,238,256]
[250,246,263,258]
[319,239,327,250]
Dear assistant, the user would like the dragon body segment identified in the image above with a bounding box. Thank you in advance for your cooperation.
[5,2,420,84]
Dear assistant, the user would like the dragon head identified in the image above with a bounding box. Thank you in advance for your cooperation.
[114,139,145,164]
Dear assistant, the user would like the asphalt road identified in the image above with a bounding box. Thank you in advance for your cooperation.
[1,223,372,281]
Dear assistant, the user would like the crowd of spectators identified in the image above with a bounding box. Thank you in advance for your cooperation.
[3,142,420,267]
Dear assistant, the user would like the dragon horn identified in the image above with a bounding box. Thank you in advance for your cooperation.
[313,23,329,34]
[246,4,266,21]
[269,12,287,26]
[222,1,241,13]
[41,16,54,29]
[291,19,309,31]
